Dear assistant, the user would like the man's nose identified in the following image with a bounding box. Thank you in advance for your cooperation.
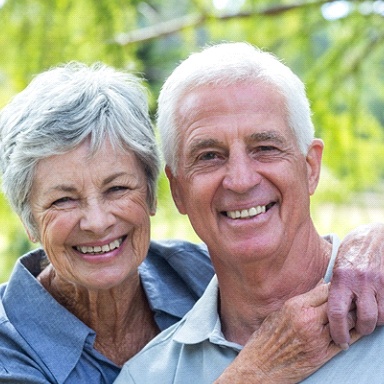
[79,199,116,234]
[222,153,262,193]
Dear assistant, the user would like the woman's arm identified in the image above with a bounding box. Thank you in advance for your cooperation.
[329,222,384,347]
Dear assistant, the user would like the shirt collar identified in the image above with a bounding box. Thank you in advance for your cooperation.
[179,275,219,340]
[2,249,98,383]
[173,275,235,346]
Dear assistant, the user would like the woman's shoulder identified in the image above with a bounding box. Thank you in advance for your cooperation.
[0,286,52,382]
[140,240,214,330]
[146,240,213,295]
[148,239,209,260]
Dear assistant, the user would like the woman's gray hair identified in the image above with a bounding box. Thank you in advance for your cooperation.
[0,62,160,239]
[157,42,315,174]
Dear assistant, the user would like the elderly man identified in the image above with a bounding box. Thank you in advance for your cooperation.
[115,43,384,383]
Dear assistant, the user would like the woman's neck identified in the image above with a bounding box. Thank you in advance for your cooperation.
[37,265,159,366]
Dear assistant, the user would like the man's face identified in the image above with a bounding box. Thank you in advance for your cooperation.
[167,82,322,266]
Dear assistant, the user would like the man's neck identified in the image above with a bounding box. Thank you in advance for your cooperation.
[214,230,333,345]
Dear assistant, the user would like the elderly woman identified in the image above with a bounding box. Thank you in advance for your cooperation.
[0,62,383,383]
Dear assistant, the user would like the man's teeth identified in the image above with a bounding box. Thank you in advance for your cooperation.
[76,238,122,254]
[226,205,266,219]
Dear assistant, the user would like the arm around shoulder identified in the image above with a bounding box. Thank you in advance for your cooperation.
[329,223,384,346]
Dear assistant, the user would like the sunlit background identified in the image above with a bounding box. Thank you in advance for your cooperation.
[0,0,383,282]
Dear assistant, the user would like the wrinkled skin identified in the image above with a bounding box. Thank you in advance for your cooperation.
[215,284,359,383]
[329,222,384,347]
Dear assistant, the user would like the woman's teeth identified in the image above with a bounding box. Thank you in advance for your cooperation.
[76,238,123,254]
[226,205,266,219]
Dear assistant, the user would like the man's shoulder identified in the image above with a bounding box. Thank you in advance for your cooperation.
[302,326,384,383]
[115,276,234,384]
[115,310,237,384]
[115,321,184,383]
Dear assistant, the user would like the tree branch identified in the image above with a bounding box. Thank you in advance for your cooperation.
[114,13,205,45]
[113,0,331,45]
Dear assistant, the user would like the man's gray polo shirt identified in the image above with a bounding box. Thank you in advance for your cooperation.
[115,235,384,383]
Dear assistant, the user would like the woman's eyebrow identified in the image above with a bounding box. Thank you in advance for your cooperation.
[47,172,130,193]
[49,185,77,193]
[102,172,128,186]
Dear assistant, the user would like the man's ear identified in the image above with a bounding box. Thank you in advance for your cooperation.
[165,165,187,215]
[306,138,324,196]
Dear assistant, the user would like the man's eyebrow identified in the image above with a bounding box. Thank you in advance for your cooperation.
[188,138,221,157]
[249,131,286,144]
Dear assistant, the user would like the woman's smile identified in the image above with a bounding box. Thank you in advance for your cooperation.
[74,236,125,255]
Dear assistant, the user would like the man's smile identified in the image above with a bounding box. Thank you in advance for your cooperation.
[224,202,276,219]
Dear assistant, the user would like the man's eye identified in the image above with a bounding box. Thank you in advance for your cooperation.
[199,152,218,161]
[259,146,277,152]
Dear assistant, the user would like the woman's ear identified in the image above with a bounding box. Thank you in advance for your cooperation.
[306,138,324,196]
[23,224,38,243]
[150,199,157,216]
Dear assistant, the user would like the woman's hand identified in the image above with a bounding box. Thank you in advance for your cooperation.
[328,222,384,347]
[215,283,359,383]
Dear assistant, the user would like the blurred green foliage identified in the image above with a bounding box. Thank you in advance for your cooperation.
[0,0,383,282]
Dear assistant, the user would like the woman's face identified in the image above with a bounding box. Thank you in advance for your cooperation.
[29,139,152,290]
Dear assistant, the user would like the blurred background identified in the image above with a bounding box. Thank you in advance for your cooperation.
[0,0,383,282]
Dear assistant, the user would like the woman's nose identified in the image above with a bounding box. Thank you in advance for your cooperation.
[79,199,116,234]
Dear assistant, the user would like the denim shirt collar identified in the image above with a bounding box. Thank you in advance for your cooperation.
[2,249,108,382]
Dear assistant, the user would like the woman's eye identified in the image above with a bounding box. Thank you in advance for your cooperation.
[51,197,73,207]
[108,186,130,193]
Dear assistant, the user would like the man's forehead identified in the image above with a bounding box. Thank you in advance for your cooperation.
[176,83,292,150]
[177,82,285,119]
